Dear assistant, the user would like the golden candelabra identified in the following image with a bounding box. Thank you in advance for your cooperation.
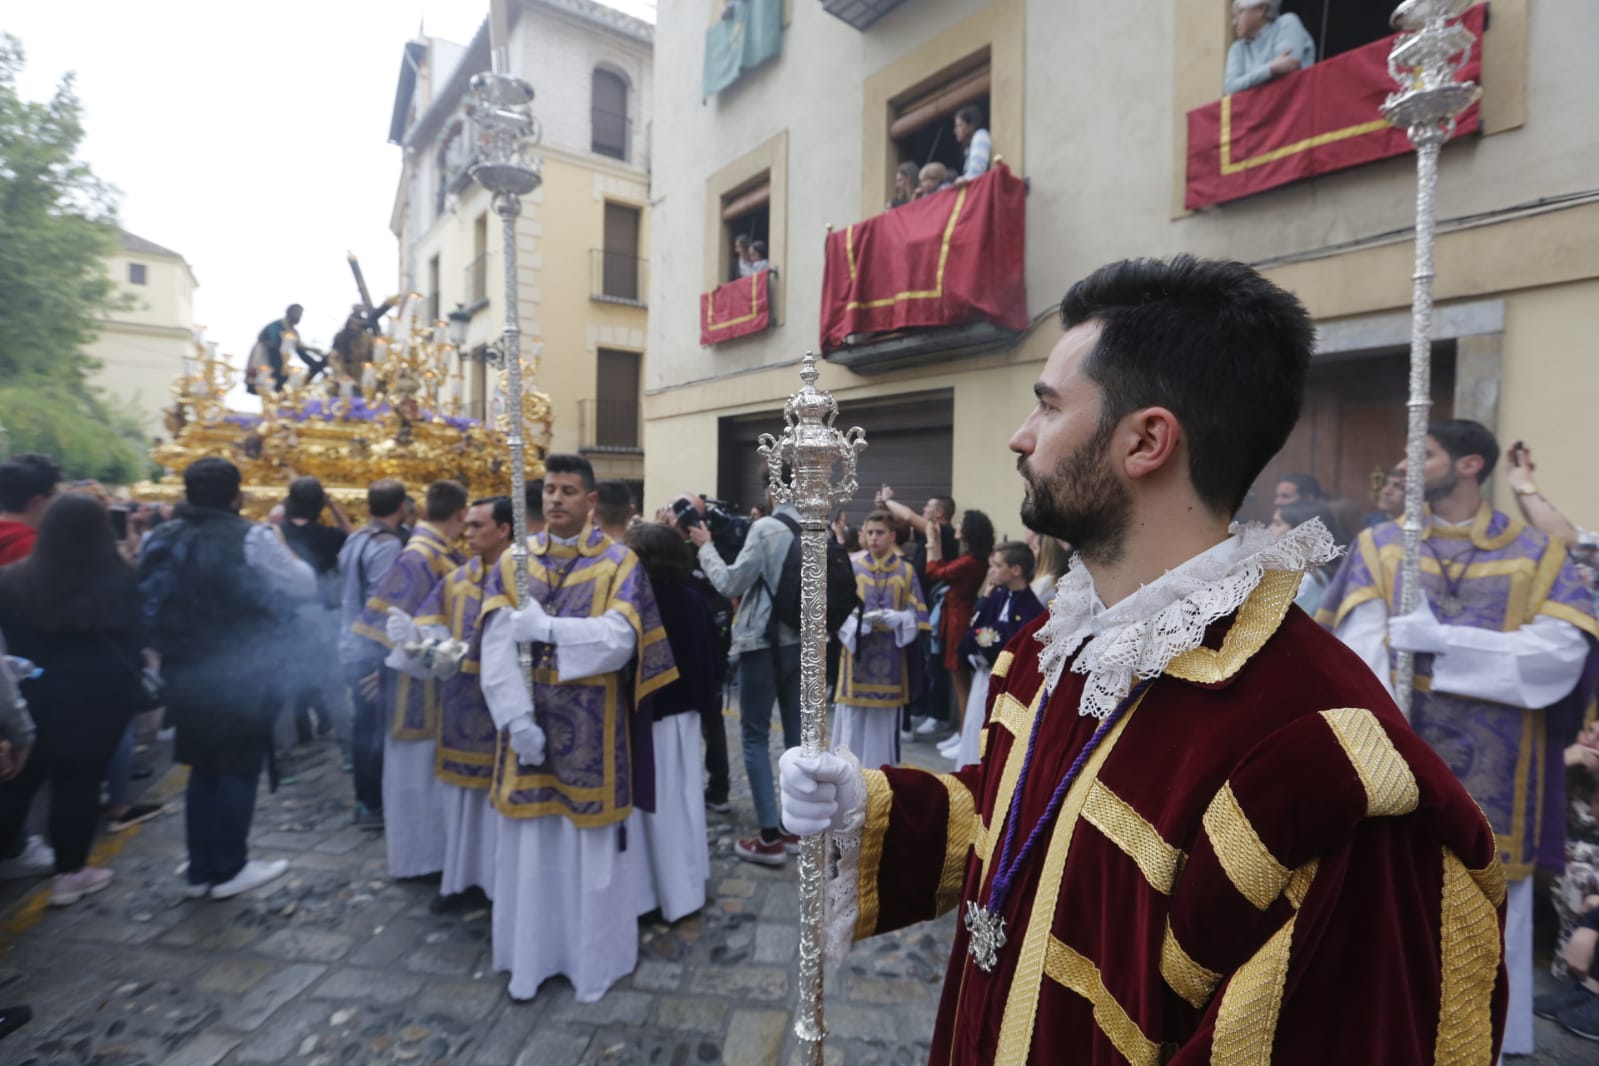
[137,319,553,521]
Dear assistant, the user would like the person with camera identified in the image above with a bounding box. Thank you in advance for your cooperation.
[0,494,157,907]
[679,490,803,866]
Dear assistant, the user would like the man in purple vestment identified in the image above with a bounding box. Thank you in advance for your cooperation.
[1319,419,1599,1055]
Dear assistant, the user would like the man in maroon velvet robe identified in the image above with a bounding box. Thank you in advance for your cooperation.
[782,256,1508,1064]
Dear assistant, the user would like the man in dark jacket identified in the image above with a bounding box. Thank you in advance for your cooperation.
[139,458,316,900]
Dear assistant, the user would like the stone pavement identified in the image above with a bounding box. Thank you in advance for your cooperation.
[1,712,1592,1065]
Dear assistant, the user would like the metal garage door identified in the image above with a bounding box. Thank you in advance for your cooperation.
[716,389,954,524]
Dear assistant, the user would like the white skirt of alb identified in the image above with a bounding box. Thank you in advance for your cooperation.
[951,666,991,771]
[831,702,900,771]
[439,781,498,899]
[381,736,446,879]
[634,712,710,923]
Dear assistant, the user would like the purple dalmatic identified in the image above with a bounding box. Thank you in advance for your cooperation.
[837,550,930,709]
[1320,506,1599,877]
[416,555,497,788]
[352,523,465,740]
[474,523,678,828]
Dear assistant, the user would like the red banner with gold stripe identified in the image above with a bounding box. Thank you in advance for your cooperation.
[700,269,772,346]
[819,164,1027,353]
[1186,4,1485,211]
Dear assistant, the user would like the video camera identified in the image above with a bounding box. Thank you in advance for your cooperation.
[672,495,753,564]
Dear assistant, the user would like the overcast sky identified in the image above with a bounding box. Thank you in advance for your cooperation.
[8,0,655,403]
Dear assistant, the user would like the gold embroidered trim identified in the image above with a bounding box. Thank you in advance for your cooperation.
[977,685,1044,885]
[991,649,1016,680]
[1434,848,1501,1066]
[1202,782,1290,911]
[989,691,1033,739]
[1318,708,1421,818]
[1044,936,1170,1066]
[1468,856,1506,908]
[994,691,1147,1065]
[1160,920,1222,1011]
[1082,781,1188,895]
[1165,568,1302,685]
[935,773,978,917]
[1283,858,1318,911]
[854,769,894,941]
[1211,914,1296,1066]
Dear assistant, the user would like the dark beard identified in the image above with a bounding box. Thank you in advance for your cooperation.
[1018,428,1131,564]
[1422,467,1457,505]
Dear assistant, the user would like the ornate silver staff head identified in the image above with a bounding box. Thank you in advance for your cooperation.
[757,353,866,525]
[1381,0,1480,141]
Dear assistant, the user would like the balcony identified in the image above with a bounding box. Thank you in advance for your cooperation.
[820,164,1027,374]
[591,249,648,307]
[578,398,641,452]
[820,0,910,31]
[1185,4,1485,210]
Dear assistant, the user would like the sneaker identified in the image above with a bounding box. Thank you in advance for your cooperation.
[209,859,288,900]
[182,881,211,900]
[0,836,55,881]
[937,734,961,753]
[353,803,385,830]
[899,727,914,742]
[913,717,943,736]
[780,833,802,855]
[106,802,167,833]
[49,867,114,907]
[1558,988,1599,1041]
[733,836,788,867]
[1535,982,1594,1020]
[704,792,732,814]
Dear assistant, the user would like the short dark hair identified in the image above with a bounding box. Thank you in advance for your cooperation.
[0,453,61,513]
[994,540,1035,581]
[932,496,956,523]
[471,495,514,529]
[862,509,894,529]
[594,480,634,526]
[956,104,984,128]
[287,303,303,316]
[424,479,469,522]
[1429,419,1499,484]
[183,457,242,510]
[1279,472,1323,500]
[544,454,595,491]
[751,240,767,257]
[959,509,996,561]
[284,476,327,521]
[1061,255,1314,515]
[525,479,544,520]
[626,522,694,587]
[368,478,406,518]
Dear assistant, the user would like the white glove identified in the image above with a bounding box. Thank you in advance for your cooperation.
[507,714,546,767]
[510,599,554,643]
[780,747,866,837]
[860,609,890,633]
[385,608,421,646]
[1388,603,1450,655]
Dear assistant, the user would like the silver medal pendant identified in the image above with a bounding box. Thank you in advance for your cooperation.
[1438,594,1464,618]
[963,902,1007,973]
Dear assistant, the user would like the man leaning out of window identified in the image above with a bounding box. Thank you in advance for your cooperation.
[1224,0,1316,95]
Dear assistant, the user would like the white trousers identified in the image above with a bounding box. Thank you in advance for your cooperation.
[381,737,445,879]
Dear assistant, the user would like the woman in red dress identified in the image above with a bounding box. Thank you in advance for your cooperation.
[923,509,994,720]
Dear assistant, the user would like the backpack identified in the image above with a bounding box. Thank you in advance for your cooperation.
[764,512,862,643]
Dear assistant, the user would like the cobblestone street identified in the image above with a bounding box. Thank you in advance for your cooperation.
[1,712,1591,1065]
[0,713,954,1066]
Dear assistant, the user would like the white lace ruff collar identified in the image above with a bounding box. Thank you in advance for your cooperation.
[1034,520,1339,720]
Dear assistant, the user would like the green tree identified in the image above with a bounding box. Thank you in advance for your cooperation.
[0,33,148,483]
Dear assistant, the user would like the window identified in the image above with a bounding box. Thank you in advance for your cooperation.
[1280,0,1398,62]
[594,348,641,449]
[127,263,148,286]
[721,177,770,283]
[592,69,629,161]
[599,202,643,302]
[889,54,991,192]
[426,254,441,325]
[467,213,489,305]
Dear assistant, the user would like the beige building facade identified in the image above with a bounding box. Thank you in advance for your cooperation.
[645,0,1598,534]
[390,0,652,492]
[87,231,198,437]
